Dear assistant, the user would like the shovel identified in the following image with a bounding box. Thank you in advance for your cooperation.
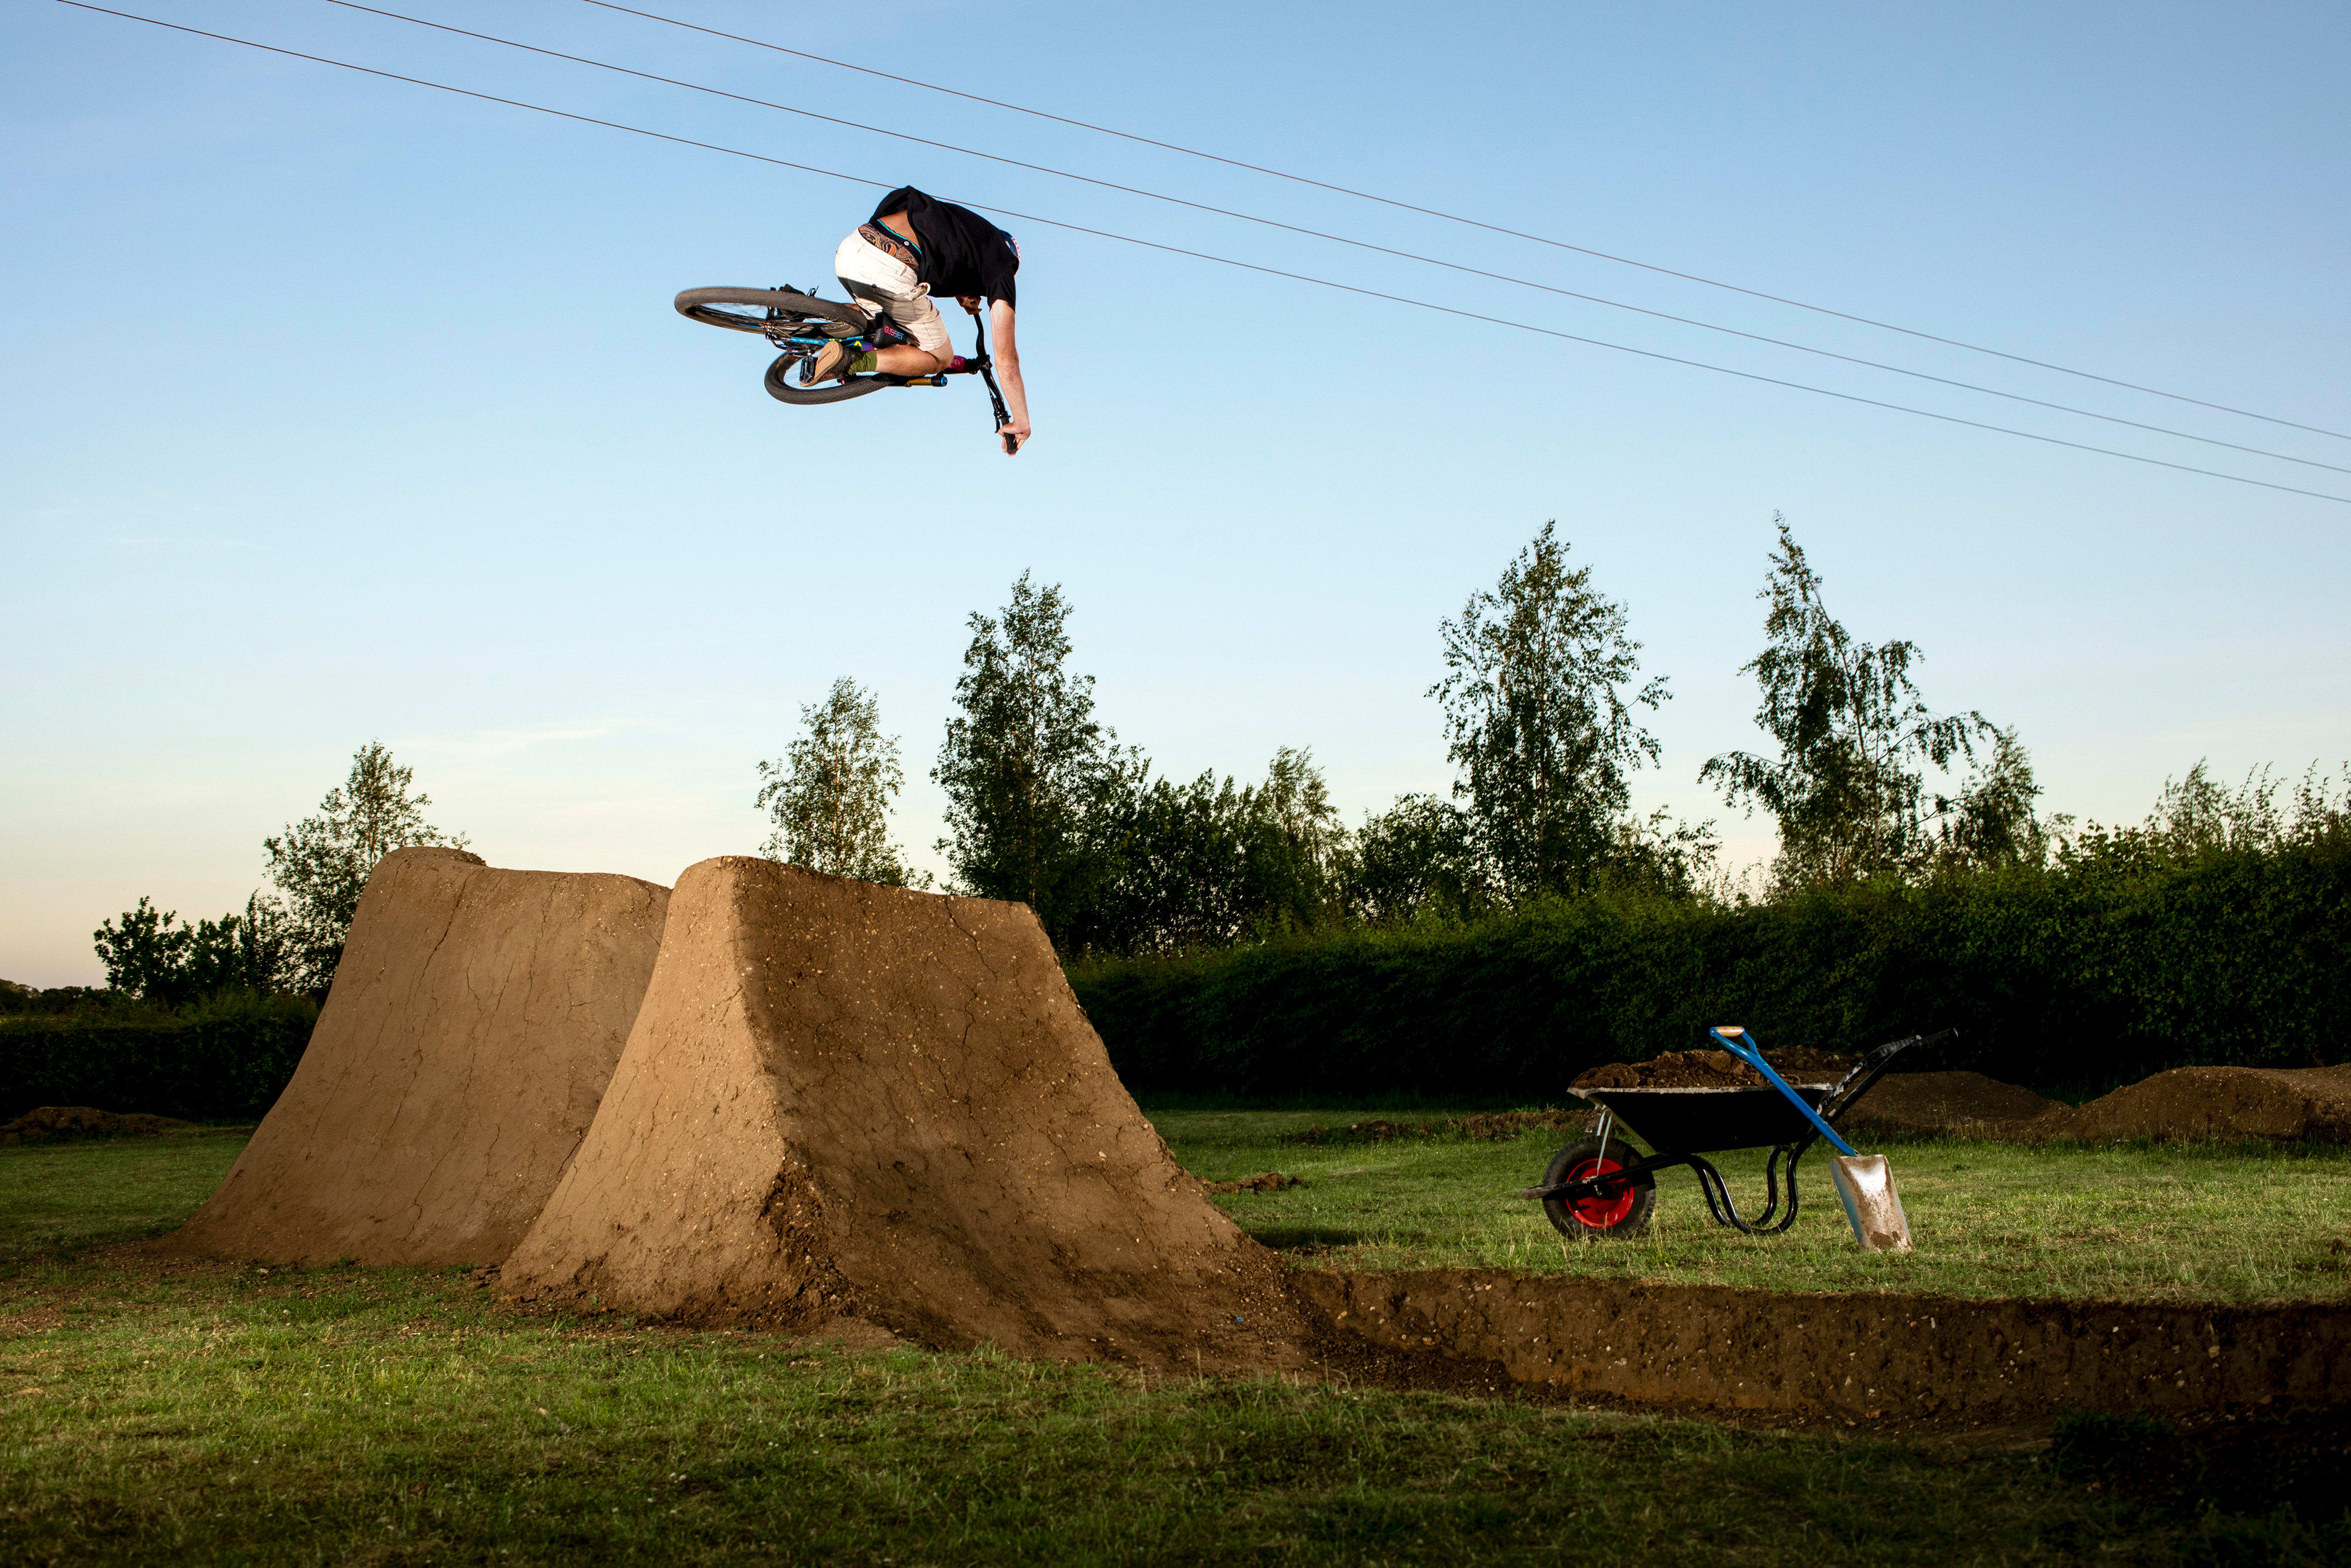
[1710,1027,1914,1252]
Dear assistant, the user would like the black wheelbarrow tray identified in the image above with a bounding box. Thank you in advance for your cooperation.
[1519,1027,1957,1238]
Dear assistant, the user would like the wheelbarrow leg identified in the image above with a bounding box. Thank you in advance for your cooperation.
[1685,1147,1806,1236]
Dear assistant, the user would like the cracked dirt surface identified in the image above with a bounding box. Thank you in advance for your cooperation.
[499,856,1317,1375]
[162,847,670,1267]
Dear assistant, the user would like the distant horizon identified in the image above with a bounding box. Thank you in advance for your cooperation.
[7,0,2346,987]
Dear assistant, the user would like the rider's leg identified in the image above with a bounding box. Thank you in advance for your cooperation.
[870,344,949,376]
[833,234,953,380]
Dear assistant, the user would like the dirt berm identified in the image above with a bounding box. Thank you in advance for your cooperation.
[165,847,669,1266]
[1841,1072,2062,1138]
[499,856,1312,1375]
[2019,1064,2351,1143]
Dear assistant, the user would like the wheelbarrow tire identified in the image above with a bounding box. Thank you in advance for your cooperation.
[1541,1136,1656,1239]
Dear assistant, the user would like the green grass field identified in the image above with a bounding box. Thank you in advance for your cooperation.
[1157,1109,2351,1304]
[0,1129,2342,1564]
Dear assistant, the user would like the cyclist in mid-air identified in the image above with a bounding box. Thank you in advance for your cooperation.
[808,185,1031,454]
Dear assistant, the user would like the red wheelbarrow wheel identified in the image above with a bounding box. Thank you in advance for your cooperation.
[1540,1136,1657,1239]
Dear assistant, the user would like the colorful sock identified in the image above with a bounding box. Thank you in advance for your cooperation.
[848,351,878,374]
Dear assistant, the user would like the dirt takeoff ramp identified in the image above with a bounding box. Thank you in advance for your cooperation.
[500,856,1307,1373]
[167,847,669,1266]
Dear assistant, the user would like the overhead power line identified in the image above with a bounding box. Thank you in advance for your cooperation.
[51,1,2351,507]
[575,0,2351,447]
[300,0,2347,479]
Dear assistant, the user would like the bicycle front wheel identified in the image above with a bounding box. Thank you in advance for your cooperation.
[763,354,904,405]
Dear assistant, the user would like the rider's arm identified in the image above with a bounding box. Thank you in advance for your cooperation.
[990,299,1030,453]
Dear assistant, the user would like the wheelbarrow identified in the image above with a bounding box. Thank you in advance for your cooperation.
[1520,1026,1957,1239]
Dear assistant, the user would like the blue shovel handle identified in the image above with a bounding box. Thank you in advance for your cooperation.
[1710,1026,1858,1157]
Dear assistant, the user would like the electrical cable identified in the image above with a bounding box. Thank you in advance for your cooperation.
[303,0,2350,478]
[575,0,2351,445]
[50,1,2351,507]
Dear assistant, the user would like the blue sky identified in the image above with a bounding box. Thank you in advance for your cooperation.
[6,0,2346,986]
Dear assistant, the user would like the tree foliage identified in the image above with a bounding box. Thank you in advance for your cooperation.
[757,678,924,887]
[1342,794,1483,924]
[933,573,1136,945]
[92,892,297,1006]
[1432,522,1674,898]
[2058,760,2351,873]
[1702,517,2030,888]
[1085,748,1347,955]
[263,741,466,990]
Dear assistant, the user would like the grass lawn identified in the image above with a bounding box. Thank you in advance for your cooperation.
[1153,1109,2351,1305]
[0,1129,252,1260]
[0,1132,2343,1564]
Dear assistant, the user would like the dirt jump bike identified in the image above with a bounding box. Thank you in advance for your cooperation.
[674,285,1019,454]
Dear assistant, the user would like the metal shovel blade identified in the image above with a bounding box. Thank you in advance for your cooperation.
[1828,1154,1913,1252]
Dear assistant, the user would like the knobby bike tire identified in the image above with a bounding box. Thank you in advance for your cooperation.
[674,286,867,333]
[763,354,903,405]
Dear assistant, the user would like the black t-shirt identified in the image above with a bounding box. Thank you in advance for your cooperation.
[870,187,1019,309]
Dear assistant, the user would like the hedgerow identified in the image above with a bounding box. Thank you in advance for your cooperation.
[1068,840,2351,1101]
[0,991,317,1123]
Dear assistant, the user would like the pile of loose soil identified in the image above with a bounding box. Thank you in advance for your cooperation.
[1204,1172,1305,1194]
[163,847,671,1267]
[2017,1063,2351,1144]
[1839,1072,2062,1137]
[1278,1109,1590,1147]
[500,856,1317,1376]
[0,1106,189,1143]
[1574,1048,1856,1090]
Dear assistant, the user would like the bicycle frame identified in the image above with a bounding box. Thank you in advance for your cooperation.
[761,297,1015,453]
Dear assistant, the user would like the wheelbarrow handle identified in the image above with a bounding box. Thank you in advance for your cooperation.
[1816,1027,1960,1128]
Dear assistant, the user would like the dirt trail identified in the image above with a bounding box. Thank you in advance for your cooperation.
[1294,1269,2351,1420]
[164,847,669,1266]
[499,856,1314,1375]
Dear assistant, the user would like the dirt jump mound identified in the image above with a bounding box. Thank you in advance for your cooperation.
[1838,1072,2062,1138]
[0,1107,192,1143]
[499,856,1308,1374]
[167,847,669,1266]
[2021,1063,2351,1143]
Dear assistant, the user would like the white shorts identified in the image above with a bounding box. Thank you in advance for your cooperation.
[832,230,950,356]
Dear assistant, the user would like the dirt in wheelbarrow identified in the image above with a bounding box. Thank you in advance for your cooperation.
[1574,1048,1858,1090]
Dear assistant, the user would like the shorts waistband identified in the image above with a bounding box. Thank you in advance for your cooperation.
[858,223,920,269]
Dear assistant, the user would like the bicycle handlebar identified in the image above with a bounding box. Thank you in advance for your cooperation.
[968,308,1019,457]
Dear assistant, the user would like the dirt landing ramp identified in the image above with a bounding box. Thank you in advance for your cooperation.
[500,856,1310,1374]
[2020,1064,2351,1143]
[166,847,669,1266]
[1294,1269,2351,1421]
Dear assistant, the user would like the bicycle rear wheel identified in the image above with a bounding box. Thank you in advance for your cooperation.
[674,286,867,334]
